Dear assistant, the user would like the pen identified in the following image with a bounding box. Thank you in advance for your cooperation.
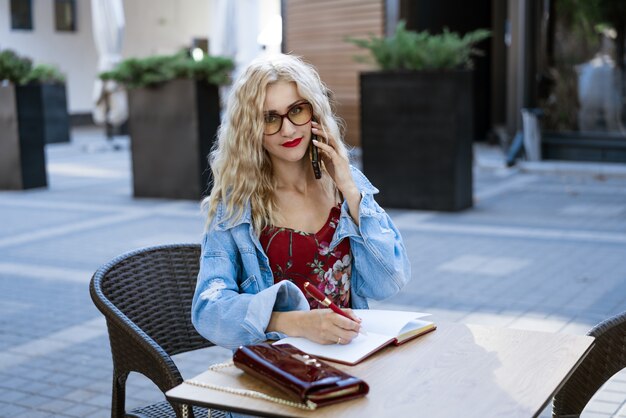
[303,282,365,334]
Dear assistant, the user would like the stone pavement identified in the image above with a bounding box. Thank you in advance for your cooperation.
[1,126,625,417]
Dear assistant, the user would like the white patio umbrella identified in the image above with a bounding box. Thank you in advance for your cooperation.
[91,0,127,128]
[211,0,261,87]
[212,0,238,59]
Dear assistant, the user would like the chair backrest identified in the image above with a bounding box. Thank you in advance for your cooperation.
[91,243,212,356]
[553,311,626,417]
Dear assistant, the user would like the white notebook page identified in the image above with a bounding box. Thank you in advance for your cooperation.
[274,310,431,364]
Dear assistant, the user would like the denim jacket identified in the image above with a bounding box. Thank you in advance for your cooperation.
[191,166,411,350]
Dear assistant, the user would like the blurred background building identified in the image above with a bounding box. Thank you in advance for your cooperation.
[2,0,625,161]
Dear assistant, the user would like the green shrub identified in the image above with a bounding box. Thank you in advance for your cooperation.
[0,49,32,84]
[100,51,235,88]
[22,64,66,84]
[347,21,491,71]
[0,49,66,85]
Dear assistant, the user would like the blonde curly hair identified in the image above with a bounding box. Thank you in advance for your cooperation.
[203,54,348,233]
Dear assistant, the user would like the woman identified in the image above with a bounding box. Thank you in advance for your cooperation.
[191,54,410,350]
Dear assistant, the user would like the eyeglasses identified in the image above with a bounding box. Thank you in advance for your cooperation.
[263,101,313,135]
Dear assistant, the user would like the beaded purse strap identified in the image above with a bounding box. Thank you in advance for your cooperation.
[183,361,317,413]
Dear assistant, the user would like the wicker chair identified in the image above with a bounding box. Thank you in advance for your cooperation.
[552,311,626,417]
[90,243,225,418]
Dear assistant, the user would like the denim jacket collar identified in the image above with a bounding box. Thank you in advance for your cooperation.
[213,165,378,232]
[349,165,379,195]
[213,199,252,231]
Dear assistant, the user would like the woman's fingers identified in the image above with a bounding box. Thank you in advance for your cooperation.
[330,312,361,344]
[342,308,363,323]
[332,312,362,332]
[312,137,338,159]
[332,329,359,344]
[311,123,339,154]
[312,121,340,147]
[304,309,360,344]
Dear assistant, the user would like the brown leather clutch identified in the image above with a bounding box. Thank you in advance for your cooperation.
[233,343,369,407]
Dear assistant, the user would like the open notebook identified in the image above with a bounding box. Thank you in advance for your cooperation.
[275,309,436,365]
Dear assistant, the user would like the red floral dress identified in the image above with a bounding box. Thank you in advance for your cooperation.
[259,204,352,309]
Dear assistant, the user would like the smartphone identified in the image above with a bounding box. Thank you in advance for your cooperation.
[310,133,322,179]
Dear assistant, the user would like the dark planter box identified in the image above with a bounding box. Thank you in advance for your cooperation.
[39,83,70,144]
[542,131,626,163]
[128,79,220,200]
[360,70,474,211]
[0,84,49,189]
[23,83,70,144]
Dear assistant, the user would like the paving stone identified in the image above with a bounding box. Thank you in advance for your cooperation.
[37,398,78,414]
[59,375,93,389]
[62,402,103,418]
[577,412,613,418]
[461,311,518,327]
[63,388,100,404]
[84,408,112,418]
[583,399,623,415]
[591,389,626,404]
[84,393,113,408]
[0,401,32,416]
[508,315,570,333]
[0,374,31,390]
[0,389,30,403]
[17,410,59,418]
[82,379,111,393]
[13,394,57,408]
[615,401,626,418]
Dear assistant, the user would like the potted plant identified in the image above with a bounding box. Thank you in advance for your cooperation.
[348,22,490,211]
[101,51,234,200]
[0,49,70,190]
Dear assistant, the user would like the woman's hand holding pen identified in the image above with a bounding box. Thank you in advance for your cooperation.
[311,121,361,224]
[267,309,362,345]
[301,281,363,344]
[296,309,362,345]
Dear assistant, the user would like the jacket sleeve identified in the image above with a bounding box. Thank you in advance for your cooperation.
[340,170,411,300]
[191,226,309,350]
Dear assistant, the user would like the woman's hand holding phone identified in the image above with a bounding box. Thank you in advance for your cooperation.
[311,122,358,197]
[311,120,362,224]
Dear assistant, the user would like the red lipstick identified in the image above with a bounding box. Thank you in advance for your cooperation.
[281,137,303,148]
